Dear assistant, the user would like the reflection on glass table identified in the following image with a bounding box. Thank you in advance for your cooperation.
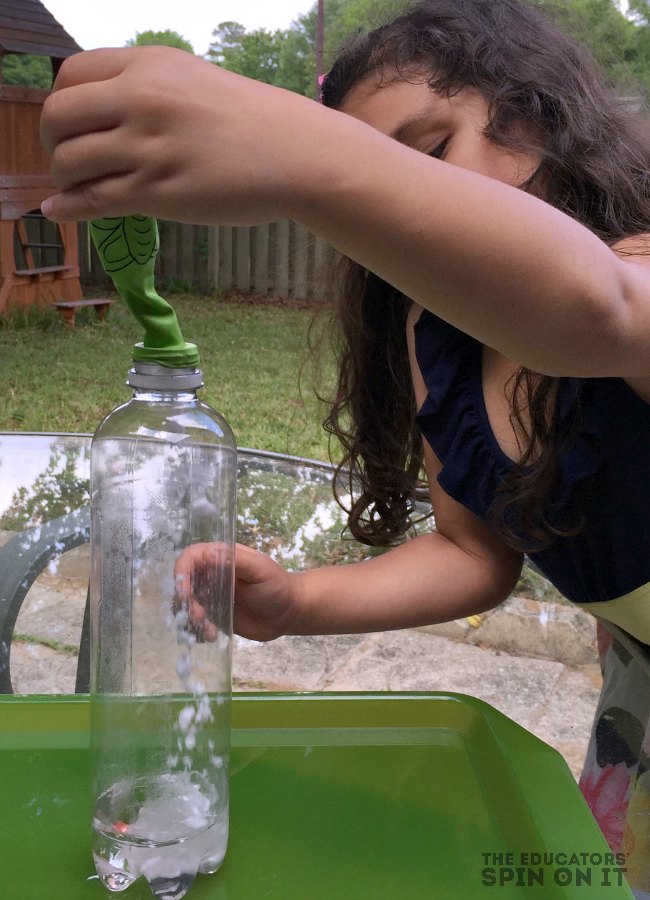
[0,431,376,563]
[0,431,432,694]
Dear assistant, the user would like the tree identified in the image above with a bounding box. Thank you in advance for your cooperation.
[126,30,194,53]
[291,0,404,96]
[275,25,316,96]
[206,22,246,66]
[203,0,650,101]
[206,1,403,97]
[531,0,650,95]
[627,0,650,23]
[207,22,283,84]
[324,0,404,56]
[1,53,52,88]
[0,445,89,530]
[621,1,650,94]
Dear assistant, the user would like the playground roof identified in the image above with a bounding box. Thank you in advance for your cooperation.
[0,0,81,60]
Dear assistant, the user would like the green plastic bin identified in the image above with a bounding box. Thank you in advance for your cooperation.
[0,692,634,899]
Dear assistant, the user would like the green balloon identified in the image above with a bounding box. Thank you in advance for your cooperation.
[90,216,199,368]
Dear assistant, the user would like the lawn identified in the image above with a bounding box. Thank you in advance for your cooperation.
[0,290,337,461]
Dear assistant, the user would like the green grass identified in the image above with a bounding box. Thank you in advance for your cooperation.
[0,290,336,461]
[12,632,78,654]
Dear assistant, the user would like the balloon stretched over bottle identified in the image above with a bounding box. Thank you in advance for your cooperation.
[89,215,199,367]
[88,214,235,898]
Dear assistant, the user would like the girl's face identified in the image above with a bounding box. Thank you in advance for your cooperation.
[339,73,538,187]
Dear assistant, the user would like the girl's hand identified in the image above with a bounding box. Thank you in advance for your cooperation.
[233,544,299,642]
[173,542,227,642]
[39,46,333,225]
[174,542,298,643]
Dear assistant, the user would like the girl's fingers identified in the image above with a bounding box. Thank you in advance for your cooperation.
[41,174,138,222]
[52,48,133,90]
[49,131,135,193]
[201,618,219,642]
[40,80,123,155]
[186,598,218,643]
[173,543,232,602]
[174,544,208,602]
[188,598,206,625]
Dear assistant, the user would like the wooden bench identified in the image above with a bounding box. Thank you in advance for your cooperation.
[53,298,115,327]
[15,265,74,278]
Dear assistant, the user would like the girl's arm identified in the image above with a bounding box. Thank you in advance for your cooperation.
[229,305,523,641]
[40,47,650,379]
[232,447,522,640]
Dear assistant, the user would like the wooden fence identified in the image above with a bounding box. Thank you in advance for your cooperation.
[79,220,342,302]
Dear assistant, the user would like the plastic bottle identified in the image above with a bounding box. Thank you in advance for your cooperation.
[88,217,236,899]
[90,362,236,898]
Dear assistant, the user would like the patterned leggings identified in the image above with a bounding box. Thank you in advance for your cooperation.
[579,622,650,899]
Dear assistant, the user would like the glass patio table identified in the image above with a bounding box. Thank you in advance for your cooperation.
[0,431,380,694]
[0,432,633,899]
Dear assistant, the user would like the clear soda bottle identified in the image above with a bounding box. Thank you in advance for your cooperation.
[89,360,236,899]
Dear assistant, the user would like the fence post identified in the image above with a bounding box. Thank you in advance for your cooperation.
[179,223,195,286]
[293,222,310,300]
[207,225,220,290]
[275,220,290,297]
[158,220,177,283]
[235,226,251,292]
[253,224,269,294]
[219,226,233,291]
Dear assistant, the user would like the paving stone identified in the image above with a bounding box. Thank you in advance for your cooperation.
[466,596,599,666]
[232,633,372,690]
[13,545,88,647]
[10,641,78,694]
[414,618,472,642]
[14,583,85,647]
[527,664,602,779]
[322,629,567,730]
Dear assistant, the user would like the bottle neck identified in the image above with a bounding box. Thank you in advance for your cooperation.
[126,361,204,393]
[131,388,198,403]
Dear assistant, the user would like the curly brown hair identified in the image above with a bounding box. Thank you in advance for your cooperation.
[320,0,650,550]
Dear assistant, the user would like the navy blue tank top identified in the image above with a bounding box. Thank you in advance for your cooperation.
[414,309,650,604]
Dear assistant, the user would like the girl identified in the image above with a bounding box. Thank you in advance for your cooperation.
[40,1,650,891]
